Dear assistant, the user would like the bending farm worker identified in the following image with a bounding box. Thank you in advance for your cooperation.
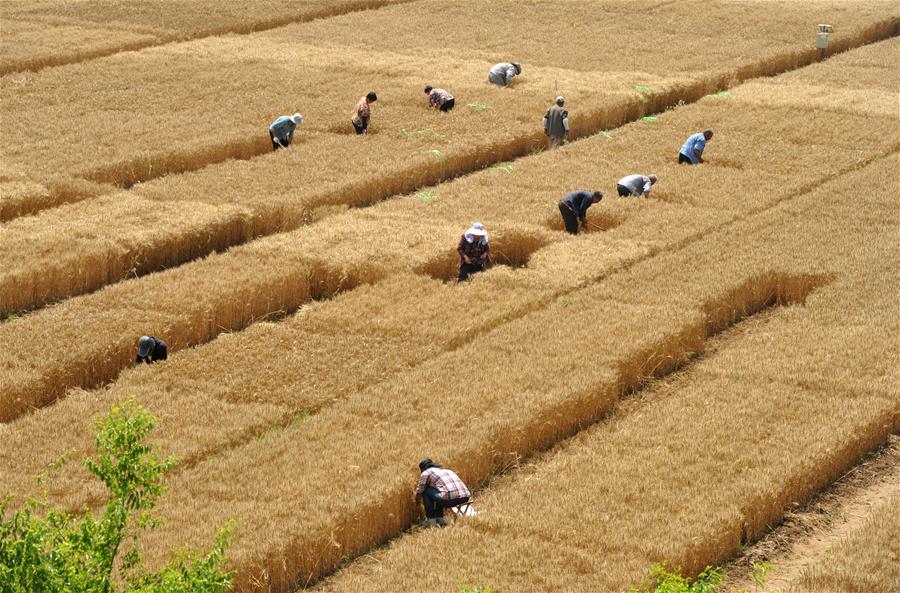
[543,96,569,149]
[678,128,713,164]
[415,459,471,528]
[457,222,492,282]
[617,174,658,197]
[488,61,521,87]
[135,335,167,366]
[268,112,303,150]
[558,190,603,235]
[351,91,378,135]
[424,85,456,112]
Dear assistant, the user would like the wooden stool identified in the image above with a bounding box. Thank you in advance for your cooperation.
[445,499,474,523]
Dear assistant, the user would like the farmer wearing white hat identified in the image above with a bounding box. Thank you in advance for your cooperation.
[457,222,493,282]
[268,112,303,150]
[617,174,658,197]
[543,96,569,149]
[488,62,521,87]
[135,335,167,366]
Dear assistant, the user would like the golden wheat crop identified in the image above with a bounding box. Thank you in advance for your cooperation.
[1,5,897,593]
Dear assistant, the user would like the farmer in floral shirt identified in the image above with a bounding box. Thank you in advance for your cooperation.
[351,91,377,134]
[424,85,455,112]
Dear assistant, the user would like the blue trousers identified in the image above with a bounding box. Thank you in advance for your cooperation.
[423,487,469,518]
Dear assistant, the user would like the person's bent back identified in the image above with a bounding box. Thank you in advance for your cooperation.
[488,62,521,87]
[414,459,470,527]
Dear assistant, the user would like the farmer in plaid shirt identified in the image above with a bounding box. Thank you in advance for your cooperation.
[415,459,471,527]
[424,85,456,112]
[457,222,492,282]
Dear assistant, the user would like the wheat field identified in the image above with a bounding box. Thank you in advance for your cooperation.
[1,2,898,593]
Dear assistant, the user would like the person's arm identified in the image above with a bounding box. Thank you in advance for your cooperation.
[458,236,472,264]
[543,110,550,135]
[693,148,703,163]
[414,472,428,503]
[693,138,705,163]
[642,178,652,195]
[506,66,516,85]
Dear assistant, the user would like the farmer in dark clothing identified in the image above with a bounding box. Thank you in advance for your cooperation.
[135,335,167,366]
[268,112,303,150]
[415,459,471,527]
[558,190,603,235]
[457,222,492,282]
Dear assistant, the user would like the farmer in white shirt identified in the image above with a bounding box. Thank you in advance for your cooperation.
[488,62,521,87]
[617,174,657,197]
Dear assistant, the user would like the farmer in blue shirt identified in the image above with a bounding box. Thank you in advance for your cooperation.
[269,112,303,150]
[679,128,713,164]
[558,190,603,235]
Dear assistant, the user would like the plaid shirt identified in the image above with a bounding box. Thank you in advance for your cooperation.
[428,88,454,109]
[415,467,470,500]
[351,97,370,126]
[458,235,491,265]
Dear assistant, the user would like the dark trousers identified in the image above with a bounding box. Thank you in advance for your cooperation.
[270,131,288,151]
[423,487,469,518]
[558,202,580,235]
[617,184,632,197]
[458,262,484,282]
[678,152,694,164]
[440,98,456,112]
[353,120,368,135]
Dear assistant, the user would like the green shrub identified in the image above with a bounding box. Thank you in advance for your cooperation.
[0,399,234,593]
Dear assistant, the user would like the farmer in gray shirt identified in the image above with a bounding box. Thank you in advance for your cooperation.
[268,112,303,150]
[543,96,569,149]
[617,174,657,197]
[488,62,521,87]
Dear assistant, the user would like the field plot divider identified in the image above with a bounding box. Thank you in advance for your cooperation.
[0,0,424,77]
[265,274,827,592]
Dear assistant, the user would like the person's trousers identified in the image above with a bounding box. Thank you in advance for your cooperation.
[558,202,579,235]
[549,134,565,149]
[353,120,368,135]
[270,131,288,150]
[678,152,694,164]
[617,184,632,197]
[423,487,469,518]
[458,262,484,282]
[440,98,456,112]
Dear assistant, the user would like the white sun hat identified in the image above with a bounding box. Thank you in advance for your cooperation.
[465,222,489,243]
[291,112,304,125]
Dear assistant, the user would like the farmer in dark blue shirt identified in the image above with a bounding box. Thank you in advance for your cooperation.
[268,112,303,150]
[135,335,167,366]
[558,190,603,235]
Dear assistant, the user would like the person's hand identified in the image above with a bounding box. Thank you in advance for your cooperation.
[463,255,472,264]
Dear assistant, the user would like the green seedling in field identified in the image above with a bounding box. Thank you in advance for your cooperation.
[711,91,733,98]
[641,115,658,122]
[416,191,435,203]
[402,128,444,139]
[626,563,722,593]
[467,102,492,111]
[635,85,651,92]
[458,584,494,593]
[490,163,515,175]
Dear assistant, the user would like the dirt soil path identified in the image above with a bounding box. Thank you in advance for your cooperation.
[722,434,900,592]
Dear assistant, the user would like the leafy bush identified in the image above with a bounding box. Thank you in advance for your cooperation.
[0,399,234,593]
[626,563,723,593]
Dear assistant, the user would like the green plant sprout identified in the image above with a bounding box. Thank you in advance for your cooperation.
[635,85,651,92]
[467,102,492,110]
[402,128,444,139]
[641,115,658,122]
[711,91,733,98]
[416,191,435,203]
[491,163,515,175]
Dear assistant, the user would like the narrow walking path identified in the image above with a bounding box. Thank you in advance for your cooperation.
[722,435,900,592]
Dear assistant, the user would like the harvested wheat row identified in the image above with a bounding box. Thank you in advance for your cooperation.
[793,495,900,593]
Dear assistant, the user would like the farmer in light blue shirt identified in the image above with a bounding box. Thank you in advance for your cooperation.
[678,128,713,164]
[268,112,303,150]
